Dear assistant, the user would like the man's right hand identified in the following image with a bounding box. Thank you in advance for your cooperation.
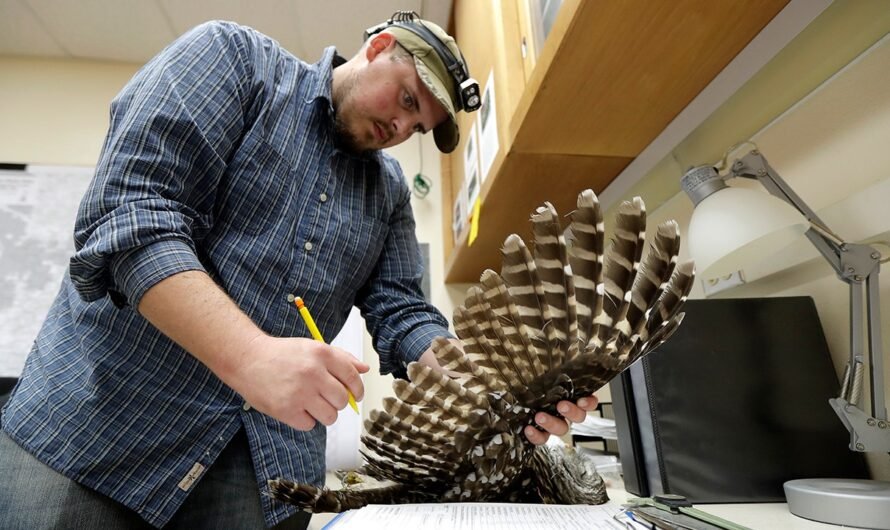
[234,335,369,431]
[138,270,369,433]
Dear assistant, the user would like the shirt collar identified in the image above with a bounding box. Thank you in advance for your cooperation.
[304,46,345,108]
[308,46,385,165]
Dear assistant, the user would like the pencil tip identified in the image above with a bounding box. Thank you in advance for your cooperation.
[349,396,360,414]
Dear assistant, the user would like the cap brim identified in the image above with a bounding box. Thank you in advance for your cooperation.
[413,56,459,153]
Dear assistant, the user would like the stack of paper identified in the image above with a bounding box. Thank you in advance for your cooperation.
[323,502,629,530]
[570,415,617,440]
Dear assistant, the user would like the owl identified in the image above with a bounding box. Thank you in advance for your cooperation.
[269,189,694,511]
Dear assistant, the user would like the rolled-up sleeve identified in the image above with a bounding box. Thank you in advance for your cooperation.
[356,170,453,378]
[70,21,259,308]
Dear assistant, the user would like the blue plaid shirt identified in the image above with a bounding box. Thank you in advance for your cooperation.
[2,21,450,528]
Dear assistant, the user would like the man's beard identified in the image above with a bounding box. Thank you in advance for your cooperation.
[333,113,365,154]
[331,69,369,155]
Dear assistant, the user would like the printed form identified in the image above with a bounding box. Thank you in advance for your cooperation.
[324,502,630,530]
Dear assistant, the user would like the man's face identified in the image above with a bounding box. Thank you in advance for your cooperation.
[334,38,448,154]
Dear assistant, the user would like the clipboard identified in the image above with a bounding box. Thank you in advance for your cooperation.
[623,495,752,530]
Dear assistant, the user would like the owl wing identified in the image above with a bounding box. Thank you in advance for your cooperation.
[270,189,694,510]
[358,189,694,487]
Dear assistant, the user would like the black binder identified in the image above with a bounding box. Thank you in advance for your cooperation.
[610,297,869,503]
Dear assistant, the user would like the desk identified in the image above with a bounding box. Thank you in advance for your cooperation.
[307,473,841,530]
[606,488,840,529]
[309,490,839,530]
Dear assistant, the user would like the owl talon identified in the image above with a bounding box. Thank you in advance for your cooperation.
[267,479,323,511]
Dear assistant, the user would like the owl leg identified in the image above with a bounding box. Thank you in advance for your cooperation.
[267,479,423,513]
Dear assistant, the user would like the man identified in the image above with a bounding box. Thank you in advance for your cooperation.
[0,14,596,529]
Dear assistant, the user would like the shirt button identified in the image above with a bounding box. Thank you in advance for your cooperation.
[242,402,251,411]
[304,242,313,252]
[319,193,328,203]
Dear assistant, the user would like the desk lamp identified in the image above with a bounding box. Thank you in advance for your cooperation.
[681,148,890,529]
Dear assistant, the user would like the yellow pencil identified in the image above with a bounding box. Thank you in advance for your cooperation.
[291,296,360,414]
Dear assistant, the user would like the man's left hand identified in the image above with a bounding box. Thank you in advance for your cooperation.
[524,396,599,445]
[418,344,600,446]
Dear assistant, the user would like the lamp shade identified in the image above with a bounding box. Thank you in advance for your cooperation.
[688,186,809,278]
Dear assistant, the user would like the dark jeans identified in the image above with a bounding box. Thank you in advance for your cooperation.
[0,427,310,529]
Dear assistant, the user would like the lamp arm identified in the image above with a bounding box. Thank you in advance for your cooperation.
[729,150,888,451]
[729,151,846,272]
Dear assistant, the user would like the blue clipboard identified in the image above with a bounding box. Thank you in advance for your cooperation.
[322,511,348,529]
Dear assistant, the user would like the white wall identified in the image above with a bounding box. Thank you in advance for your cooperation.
[0,56,139,166]
[641,35,890,480]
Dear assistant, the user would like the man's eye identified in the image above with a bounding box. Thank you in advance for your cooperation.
[403,91,415,108]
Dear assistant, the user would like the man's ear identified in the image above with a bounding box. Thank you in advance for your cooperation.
[366,32,396,61]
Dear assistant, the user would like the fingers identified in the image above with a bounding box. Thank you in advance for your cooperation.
[577,395,599,411]
[533,411,570,438]
[305,395,339,427]
[351,357,370,373]
[318,373,350,411]
[524,425,549,446]
[523,395,599,445]
[288,410,317,432]
[332,344,369,373]
[523,410,571,445]
[326,348,365,403]
[557,400,588,423]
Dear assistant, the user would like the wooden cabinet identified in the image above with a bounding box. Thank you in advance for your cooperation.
[442,0,789,283]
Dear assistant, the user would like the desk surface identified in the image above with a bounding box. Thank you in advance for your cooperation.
[308,473,841,530]
[606,488,840,529]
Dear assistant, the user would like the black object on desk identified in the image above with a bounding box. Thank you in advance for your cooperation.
[610,296,869,503]
[0,377,18,417]
[0,377,17,397]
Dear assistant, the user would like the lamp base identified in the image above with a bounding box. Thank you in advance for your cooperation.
[784,478,890,529]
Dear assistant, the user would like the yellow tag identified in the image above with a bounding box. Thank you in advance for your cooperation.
[468,198,482,246]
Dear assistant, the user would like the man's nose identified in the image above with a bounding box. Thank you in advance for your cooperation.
[391,115,413,139]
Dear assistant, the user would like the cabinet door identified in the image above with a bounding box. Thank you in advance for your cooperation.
[443,0,527,247]
[516,0,564,81]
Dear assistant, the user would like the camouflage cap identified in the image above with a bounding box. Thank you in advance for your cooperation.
[381,19,467,153]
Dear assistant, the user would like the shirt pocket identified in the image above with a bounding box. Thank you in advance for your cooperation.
[339,215,388,292]
[216,132,292,236]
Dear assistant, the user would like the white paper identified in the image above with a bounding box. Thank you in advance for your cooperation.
[478,70,499,182]
[570,415,618,439]
[463,121,481,208]
[326,502,628,530]
[325,307,365,470]
[452,190,466,243]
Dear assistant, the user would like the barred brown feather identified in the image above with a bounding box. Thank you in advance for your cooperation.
[591,197,646,352]
[530,202,576,369]
[567,190,604,352]
[500,235,550,375]
[269,190,694,512]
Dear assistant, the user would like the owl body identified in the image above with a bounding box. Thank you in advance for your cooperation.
[269,189,694,512]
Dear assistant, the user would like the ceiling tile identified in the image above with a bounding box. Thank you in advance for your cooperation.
[420,0,453,31]
[294,0,423,59]
[159,0,306,59]
[0,0,67,58]
[25,0,176,62]
[1,0,452,64]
